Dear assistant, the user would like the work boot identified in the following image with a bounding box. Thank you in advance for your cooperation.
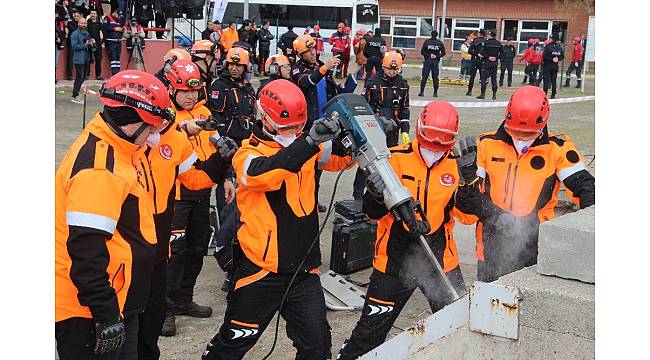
[499,81,503,87]
[417,92,424,97]
[221,278,231,292]
[161,314,176,337]
[175,301,213,318]
[564,78,570,88]
[465,91,472,96]
[433,91,438,97]
[476,93,485,99]
[575,80,582,88]
[550,92,556,99]
[492,93,497,100]
[522,76,528,84]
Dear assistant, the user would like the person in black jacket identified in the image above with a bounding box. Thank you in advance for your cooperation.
[466,29,486,96]
[237,19,252,47]
[65,10,81,80]
[363,28,386,78]
[418,30,446,97]
[477,30,502,100]
[499,38,515,87]
[279,25,298,62]
[86,8,104,80]
[541,34,564,99]
[201,21,214,40]
[257,20,274,74]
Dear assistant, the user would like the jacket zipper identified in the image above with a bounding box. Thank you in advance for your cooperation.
[111,263,126,294]
[297,171,307,216]
[503,163,512,204]
[140,160,150,192]
[509,157,520,211]
[423,168,432,215]
[375,228,387,256]
[262,230,271,261]
[146,158,158,213]
[446,228,454,256]
[416,180,421,202]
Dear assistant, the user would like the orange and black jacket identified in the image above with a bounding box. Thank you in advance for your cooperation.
[362,72,410,135]
[147,120,230,259]
[207,76,256,144]
[232,121,352,276]
[363,139,476,277]
[55,114,157,323]
[458,122,595,261]
[173,100,219,201]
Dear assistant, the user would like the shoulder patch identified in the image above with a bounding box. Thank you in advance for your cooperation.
[292,68,300,75]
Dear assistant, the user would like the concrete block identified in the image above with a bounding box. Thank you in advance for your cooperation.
[453,222,477,266]
[537,206,595,283]
[496,266,595,340]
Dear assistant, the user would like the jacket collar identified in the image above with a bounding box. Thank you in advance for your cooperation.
[494,121,550,148]
[250,120,284,149]
[412,138,450,169]
[88,113,142,156]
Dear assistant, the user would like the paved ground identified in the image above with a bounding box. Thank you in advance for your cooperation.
[54,67,594,359]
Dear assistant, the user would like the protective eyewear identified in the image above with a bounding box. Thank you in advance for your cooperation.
[262,111,304,136]
[417,117,458,146]
[100,85,176,122]
[504,124,542,141]
[185,78,202,88]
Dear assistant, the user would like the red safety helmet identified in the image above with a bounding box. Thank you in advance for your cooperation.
[356,29,365,36]
[344,26,351,34]
[167,59,203,91]
[504,86,550,140]
[416,101,459,151]
[313,24,320,31]
[99,70,174,126]
[257,79,307,136]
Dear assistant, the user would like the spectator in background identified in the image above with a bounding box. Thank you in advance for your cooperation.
[210,20,222,44]
[310,24,324,62]
[499,38,516,87]
[353,29,367,80]
[279,25,298,62]
[56,10,67,83]
[71,0,89,17]
[135,0,155,34]
[87,0,103,16]
[70,17,93,104]
[237,19,252,46]
[329,22,350,79]
[221,21,239,52]
[564,35,584,88]
[341,26,352,78]
[364,28,385,79]
[459,37,472,80]
[110,0,127,20]
[86,8,104,80]
[103,7,124,75]
[249,21,259,74]
[66,10,82,80]
[124,16,147,52]
[57,0,72,21]
[257,20,274,75]
[202,21,215,40]
[154,0,167,39]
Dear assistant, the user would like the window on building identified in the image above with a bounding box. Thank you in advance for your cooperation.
[435,18,453,39]
[503,20,518,41]
[420,18,433,37]
[380,16,391,35]
[450,18,495,51]
[552,21,568,42]
[392,16,418,49]
[518,20,551,54]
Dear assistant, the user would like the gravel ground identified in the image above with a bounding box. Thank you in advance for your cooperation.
[54,68,594,359]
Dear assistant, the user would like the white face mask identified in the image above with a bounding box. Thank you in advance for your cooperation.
[513,138,536,155]
[420,147,445,168]
[146,132,161,148]
[272,133,297,148]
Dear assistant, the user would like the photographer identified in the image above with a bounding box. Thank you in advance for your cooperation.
[124,16,146,52]
[70,17,94,104]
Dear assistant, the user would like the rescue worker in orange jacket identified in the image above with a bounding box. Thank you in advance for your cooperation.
[55,70,171,359]
[138,60,238,359]
[201,80,353,360]
[162,60,228,336]
[455,86,595,282]
[338,101,473,360]
[155,48,191,88]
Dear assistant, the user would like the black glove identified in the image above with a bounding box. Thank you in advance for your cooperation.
[94,316,126,355]
[209,136,238,161]
[379,116,398,133]
[306,117,341,146]
[195,117,223,131]
[365,170,386,200]
[454,136,478,185]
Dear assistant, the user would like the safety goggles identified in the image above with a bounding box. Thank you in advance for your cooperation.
[185,78,202,89]
[504,124,542,141]
[261,110,304,136]
[100,85,176,122]
[417,117,458,146]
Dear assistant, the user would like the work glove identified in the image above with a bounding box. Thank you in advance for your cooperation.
[379,116,397,133]
[306,117,341,146]
[365,170,386,200]
[94,316,126,355]
[454,136,479,186]
[209,136,239,161]
[401,132,410,145]
[195,116,223,131]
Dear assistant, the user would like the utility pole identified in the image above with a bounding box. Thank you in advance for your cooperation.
[439,0,447,72]
[244,0,249,20]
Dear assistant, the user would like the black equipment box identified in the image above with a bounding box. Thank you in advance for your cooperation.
[330,200,377,274]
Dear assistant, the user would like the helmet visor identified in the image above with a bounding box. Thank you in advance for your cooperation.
[504,124,541,141]
[417,116,458,146]
[262,111,305,136]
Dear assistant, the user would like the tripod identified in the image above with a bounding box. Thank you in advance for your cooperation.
[126,36,146,72]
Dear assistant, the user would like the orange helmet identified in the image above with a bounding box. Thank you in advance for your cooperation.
[416,101,459,151]
[225,46,250,65]
[258,79,307,136]
[167,59,203,91]
[99,70,174,126]
[190,39,220,59]
[163,48,191,63]
[293,34,316,55]
[504,86,550,140]
[382,51,403,70]
[264,54,291,74]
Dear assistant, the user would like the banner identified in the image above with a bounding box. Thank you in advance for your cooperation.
[356,0,379,24]
[212,0,230,22]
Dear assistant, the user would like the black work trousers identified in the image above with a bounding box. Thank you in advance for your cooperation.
[73,63,87,98]
[528,64,540,85]
[365,56,382,78]
[137,259,169,360]
[202,260,331,360]
[337,267,466,360]
[86,46,103,78]
[479,60,498,95]
[466,59,481,93]
[56,316,139,360]
[106,40,121,75]
[566,60,583,80]
[420,58,440,94]
[166,197,211,310]
[542,63,559,96]
[499,59,513,86]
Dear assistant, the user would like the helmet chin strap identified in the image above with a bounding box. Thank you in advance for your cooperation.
[102,110,150,144]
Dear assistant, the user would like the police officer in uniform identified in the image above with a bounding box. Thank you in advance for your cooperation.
[102,7,123,75]
[542,34,564,99]
[499,38,516,87]
[418,30,446,97]
[364,28,387,78]
[478,30,502,100]
[466,29,486,96]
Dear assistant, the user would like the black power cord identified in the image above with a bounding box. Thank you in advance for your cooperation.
[261,159,355,360]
